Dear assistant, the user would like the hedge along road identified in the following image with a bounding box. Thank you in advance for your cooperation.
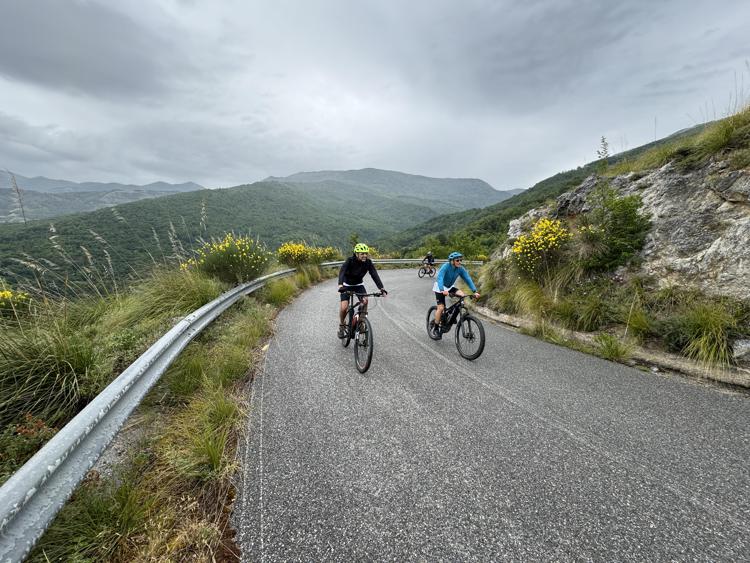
[233,268,749,561]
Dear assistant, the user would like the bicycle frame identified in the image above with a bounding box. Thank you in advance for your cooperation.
[439,295,468,333]
[341,290,381,338]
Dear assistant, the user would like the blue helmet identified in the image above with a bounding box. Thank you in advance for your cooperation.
[447,251,463,260]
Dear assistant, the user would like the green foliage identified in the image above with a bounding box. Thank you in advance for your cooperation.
[0,315,106,429]
[1,172,499,288]
[30,460,153,562]
[0,415,57,484]
[182,232,271,284]
[608,107,750,175]
[659,303,739,366]
[261,277,298,306]
[593,333,633,361]
[276,241,342,266]
[0,285,30,316]
[577,183,650,272]
[120,268,225,326]
[511,218,571,280]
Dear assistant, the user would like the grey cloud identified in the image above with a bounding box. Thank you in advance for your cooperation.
[0,112,93,163]
[0,1,188,98]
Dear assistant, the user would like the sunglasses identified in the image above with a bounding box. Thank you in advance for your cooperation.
[453,258,462,262]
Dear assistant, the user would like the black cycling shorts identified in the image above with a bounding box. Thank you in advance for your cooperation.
[434,287,458,306]
[340,285,366,301]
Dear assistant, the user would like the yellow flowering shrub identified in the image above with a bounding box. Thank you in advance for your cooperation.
[0,287,30,315]
[277,242,342,266]
[511,217,571,279]
[180,233,271,284]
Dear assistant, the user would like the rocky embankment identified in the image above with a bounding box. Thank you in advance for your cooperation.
[510,160,750,301]
[503,159,750,373]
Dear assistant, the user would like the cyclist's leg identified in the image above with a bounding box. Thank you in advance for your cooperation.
[338,291,350,337]
[339,293,348,324]
[434,291,446,324]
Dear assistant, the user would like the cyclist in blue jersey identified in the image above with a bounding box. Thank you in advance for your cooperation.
[431,251,480,339]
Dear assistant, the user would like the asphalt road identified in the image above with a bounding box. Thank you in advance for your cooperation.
[234,269,749,561]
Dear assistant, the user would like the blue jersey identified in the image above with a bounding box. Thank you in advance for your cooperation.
[434,262,477,293]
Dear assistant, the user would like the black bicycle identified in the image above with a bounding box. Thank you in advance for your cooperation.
[418,264,436,278]
[426,295,485,360]
[417,264,437,278]
[339,290,384,373]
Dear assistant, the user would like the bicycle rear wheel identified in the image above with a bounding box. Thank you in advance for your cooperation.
[354,317,374,373]
[418,267,426,278]
[428,267,436,277]
[455,314,485,360]
[426,306,440,340]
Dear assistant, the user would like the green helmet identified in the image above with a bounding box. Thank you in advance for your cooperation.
[353,243,370,253]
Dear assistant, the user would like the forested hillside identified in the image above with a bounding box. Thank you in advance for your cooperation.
[379,124,708,256]
[0,170,503,287]
[0,171,203,223]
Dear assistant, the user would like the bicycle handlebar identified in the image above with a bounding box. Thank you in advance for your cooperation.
[338,289,385,297]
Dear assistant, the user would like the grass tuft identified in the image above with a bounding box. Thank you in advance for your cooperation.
[593,333,633,361]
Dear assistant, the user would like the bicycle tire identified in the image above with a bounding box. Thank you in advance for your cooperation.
[455,314,485,360]
[426,306,441,340]
[354,317,374,373]
[341,311,353,348]
[418,267,426,278]
[428,268,436,277]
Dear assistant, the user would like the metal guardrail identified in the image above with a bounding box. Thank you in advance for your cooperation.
[0,258,481,561]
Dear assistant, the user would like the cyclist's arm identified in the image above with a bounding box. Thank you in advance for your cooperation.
[338,258,350,286]
[367,260,385,290]
[436,264,447,292]
[459,267,478,293]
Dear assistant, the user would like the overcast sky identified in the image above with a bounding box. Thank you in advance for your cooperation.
[1,0,748,190]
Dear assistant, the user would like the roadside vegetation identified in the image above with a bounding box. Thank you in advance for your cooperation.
[479,107,750,368]
[0,235,337,561]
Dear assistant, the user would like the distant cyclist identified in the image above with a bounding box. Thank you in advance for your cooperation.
[422,251,435,273]
[338,243,387,338]
[432,251,480,339]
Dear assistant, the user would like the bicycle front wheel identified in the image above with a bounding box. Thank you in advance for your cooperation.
[429,268,436,277]
[341,315,352,348]
[354,317,374,373]
[455,315,485,360]
[418,267,426,278]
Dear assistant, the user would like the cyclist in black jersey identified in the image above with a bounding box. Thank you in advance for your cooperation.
[337,243,387,338]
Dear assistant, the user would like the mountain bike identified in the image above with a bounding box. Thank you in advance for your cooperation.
[426,295,485,360]
[339,290,384,373]
[418,264,436,278]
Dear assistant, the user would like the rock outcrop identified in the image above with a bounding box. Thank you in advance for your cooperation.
[506,160,750,300]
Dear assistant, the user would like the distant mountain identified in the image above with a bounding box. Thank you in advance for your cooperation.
[0,170,512,287]
[2,172,202,193]
[0,172,204,223]
[265,168,522,210]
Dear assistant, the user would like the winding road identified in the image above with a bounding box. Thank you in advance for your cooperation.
[234,269,749,561]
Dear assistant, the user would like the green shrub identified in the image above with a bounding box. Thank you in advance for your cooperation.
[572,291,612,332]
[122,268,225,325]
[583,184,650,271]
[511,218,571,281]
[30,462,152,562]
[549,298,578,329]
[0,319,105,429]
[0,286,31,316]
[660,303,738,366]
[183,233,271,284]
[262,278,297,306]
[0,415,58,484]
[277,241,342,266]
[593,333,632,361]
